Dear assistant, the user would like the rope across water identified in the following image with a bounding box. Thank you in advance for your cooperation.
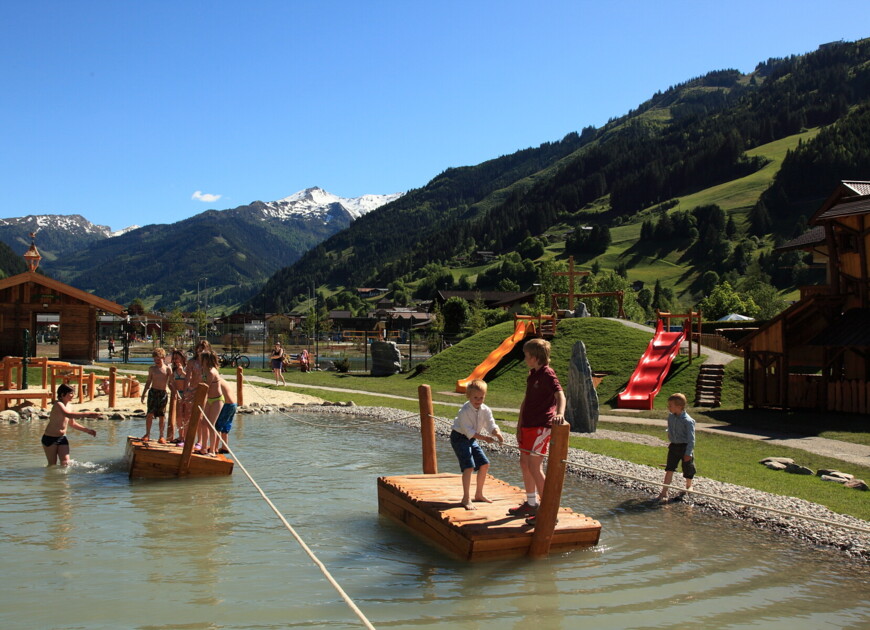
[195,403,378,630]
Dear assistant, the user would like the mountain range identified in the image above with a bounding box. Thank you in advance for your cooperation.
[0,187,401,312]
[246,38,870,313]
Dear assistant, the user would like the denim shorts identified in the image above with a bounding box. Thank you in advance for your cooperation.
[450,430,489,472]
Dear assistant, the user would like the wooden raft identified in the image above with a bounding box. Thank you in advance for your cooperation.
[124,437,233,479]
[123,382,233,479]
[378,472,601,561]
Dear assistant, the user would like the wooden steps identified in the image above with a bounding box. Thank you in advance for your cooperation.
[696,363,724,407]
[378,473,601,561]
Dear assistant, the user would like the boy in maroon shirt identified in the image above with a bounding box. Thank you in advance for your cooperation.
[508,338,566,523]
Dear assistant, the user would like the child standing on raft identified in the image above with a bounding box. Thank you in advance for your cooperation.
[508,338,566,524]
[656,392,696,502]
[450,379,504,510]
[41,383,99,466]
[140,347,172,443]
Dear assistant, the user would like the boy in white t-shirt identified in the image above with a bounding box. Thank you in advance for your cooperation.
[450,379,504,510]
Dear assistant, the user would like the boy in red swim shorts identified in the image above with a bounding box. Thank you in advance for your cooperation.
[508,338,566,523]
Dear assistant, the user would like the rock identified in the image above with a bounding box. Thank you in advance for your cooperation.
[820,475,848,483]
[785,463,814,475]
[574,302,590,317]
[111,412,126,420]
[566,340,599,433]
[817,469,853,480]
[759,457,795,465]
[370,341,402,376]
[1,409,21,424]
[844,479,869,491]
[764,461,788,470]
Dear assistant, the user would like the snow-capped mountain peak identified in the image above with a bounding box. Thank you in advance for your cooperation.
[260,187,403,221]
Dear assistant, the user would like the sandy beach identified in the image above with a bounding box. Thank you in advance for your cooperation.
[80,381,324,414]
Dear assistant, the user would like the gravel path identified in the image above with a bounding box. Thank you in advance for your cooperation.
[290,403,870,563]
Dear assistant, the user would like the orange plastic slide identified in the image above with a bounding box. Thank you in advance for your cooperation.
[617,319,686,410]
[455,320,533,393]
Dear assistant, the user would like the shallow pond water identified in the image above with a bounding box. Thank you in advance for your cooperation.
[1,411,868,630]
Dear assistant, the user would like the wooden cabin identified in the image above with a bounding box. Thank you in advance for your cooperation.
[0,241,125,361]
[739,181,870,413]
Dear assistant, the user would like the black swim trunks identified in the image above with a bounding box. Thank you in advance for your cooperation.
[41,434,69,448]
[147,389,168,416]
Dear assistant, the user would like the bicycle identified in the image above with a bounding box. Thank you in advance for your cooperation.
[219,351,250,369]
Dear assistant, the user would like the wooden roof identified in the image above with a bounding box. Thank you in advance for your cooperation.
[814,194,870,222]
[776,225,826,252]
[810,181,870,225]
[0,271,125,315]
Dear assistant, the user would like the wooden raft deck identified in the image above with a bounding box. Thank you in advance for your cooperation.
[378,473,601,562]
[124,437,234,479]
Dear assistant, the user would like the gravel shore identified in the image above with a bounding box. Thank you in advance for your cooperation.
[295,403,870,563]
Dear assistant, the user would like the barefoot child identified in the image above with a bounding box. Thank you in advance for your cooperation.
[508,338,566,525]
[198,351,224,456]
[42,384,99,466]
[140,348,173,443]
[656,392,696,501]
[168,349,188,443]
[450,379,504,510]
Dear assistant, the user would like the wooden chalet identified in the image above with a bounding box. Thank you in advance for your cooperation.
[0,241,125,361]
[739,181,870,413]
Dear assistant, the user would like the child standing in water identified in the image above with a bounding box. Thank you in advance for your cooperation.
[656,392,696,502]
[41,384,99,466]
[450,379,504,510]
[508,338,566,524]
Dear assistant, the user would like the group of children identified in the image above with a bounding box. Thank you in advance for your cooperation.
[139,341,238,457]
[450,337,696,522]
[42,335,697,510]
[40,340,239,465]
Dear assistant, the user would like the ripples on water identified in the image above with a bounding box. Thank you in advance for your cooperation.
[1,412,868,630]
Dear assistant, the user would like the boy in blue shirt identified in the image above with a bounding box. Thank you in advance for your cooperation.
[657,392,696,501]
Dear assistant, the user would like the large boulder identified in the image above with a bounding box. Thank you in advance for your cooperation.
[370,341,402,376]
[0,409,21,424]
[566,340,599,433]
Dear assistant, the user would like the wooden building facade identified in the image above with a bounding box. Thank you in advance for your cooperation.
[739,181,870,413]
[0,271,125,362]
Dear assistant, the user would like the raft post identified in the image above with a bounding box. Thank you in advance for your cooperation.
[528,422,570,558]
[109,366,117,408]
[236,365,244,406]
[167,389,177,441]
[418,384,438,474]
[177,383,209,476]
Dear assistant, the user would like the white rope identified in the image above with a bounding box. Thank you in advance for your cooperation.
[195,404,377,630]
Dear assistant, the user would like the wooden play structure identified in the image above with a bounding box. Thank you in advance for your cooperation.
[739,181,870,414]
[0,356,103,410]
[550,256,627,319]
[0,237,126,361]
[378,385,601,561]
[124,382,234,479]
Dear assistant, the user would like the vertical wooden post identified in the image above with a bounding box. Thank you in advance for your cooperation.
[236,366,244,406]
[178,383,209,476]
[418,384,438,474]
[167,390,177,441]
[109,366,117,408]
[528,422,570,558]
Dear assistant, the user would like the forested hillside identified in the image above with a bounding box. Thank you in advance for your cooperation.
[247,38,870,317]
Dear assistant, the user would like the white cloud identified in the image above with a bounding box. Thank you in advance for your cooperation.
[192,190,221,203]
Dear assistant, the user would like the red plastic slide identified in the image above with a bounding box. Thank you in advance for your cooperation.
[455,320,532,393]
[617,320,686,410]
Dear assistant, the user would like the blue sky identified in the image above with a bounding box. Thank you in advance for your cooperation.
[2,1,867,231]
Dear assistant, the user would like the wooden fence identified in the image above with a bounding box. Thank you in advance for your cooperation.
[787,374,870,413]
[698,333,743,357]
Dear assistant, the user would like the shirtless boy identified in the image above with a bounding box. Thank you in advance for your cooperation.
[42,383,99,466]
[140,347,173,443]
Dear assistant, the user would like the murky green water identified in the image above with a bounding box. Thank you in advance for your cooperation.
[2,411,868,630]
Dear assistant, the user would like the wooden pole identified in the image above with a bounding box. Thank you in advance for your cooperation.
[178,382,209,476]
[167,390,177,442]
[418,384,437,474]
[109,366,117,408]
[528,422,570,558]
[236,366,244,406]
